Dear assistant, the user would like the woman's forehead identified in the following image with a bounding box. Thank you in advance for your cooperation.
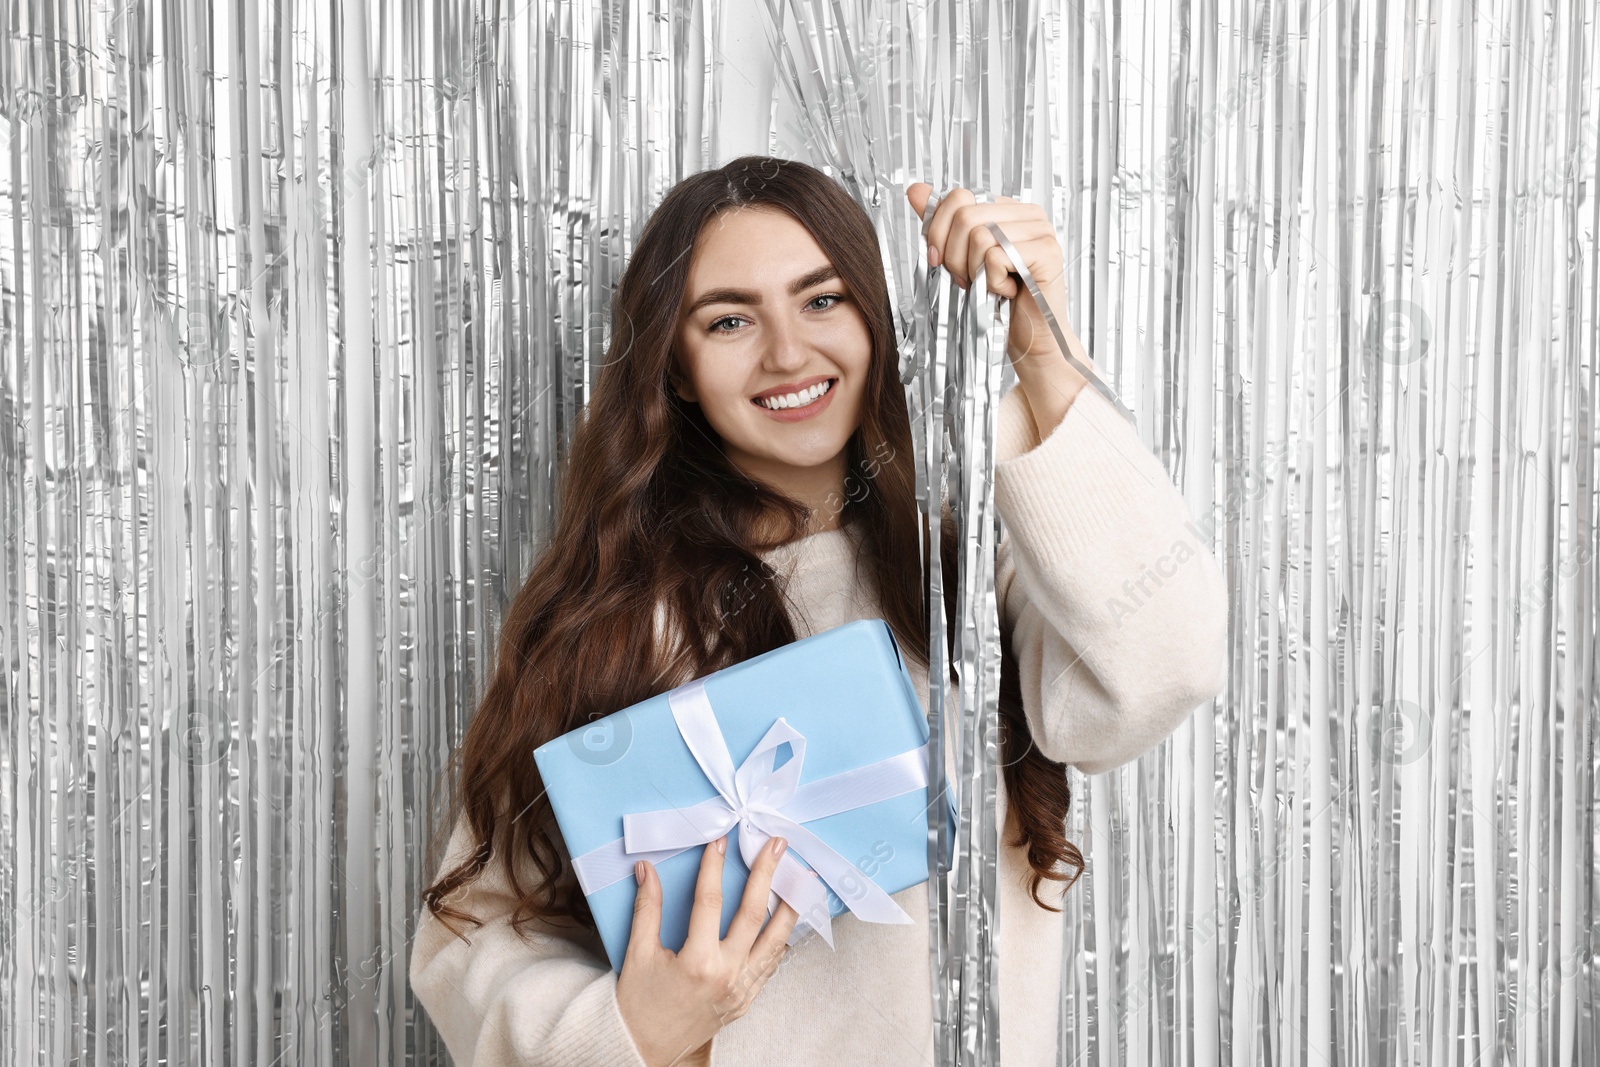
[687,209,829,283]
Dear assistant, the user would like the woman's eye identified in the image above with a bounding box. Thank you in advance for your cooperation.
[707,294,842,335]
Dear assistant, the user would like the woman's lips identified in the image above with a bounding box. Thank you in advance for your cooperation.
[751,378,837,423]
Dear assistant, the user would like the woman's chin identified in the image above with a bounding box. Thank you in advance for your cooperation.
[727,436,851,476]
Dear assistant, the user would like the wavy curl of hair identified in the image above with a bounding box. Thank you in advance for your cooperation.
[420,155,1084,943]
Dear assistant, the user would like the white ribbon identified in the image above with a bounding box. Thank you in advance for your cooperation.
[569,677,928,948]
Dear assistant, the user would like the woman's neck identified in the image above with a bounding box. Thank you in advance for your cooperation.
[752,508,845,545]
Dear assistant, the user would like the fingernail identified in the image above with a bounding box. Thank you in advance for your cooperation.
[716,835,727,855]
[635,860,645,885]
[769,836,788,859]
[929,245,941,267]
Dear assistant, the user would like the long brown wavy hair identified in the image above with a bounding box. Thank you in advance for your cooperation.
[421,155,1084,943]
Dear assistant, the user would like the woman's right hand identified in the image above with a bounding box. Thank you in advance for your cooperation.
[615,831,800,1067]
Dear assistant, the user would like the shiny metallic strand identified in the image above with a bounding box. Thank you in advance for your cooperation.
[916,219,961,1058]
[946,263,1006,1067]
[3,0,1599,1065]
[761,1,1035,1060]
[0,0,713,1063]
[1032,0,1600,1063]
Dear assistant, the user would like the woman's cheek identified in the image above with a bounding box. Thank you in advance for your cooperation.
[816,320,871,364]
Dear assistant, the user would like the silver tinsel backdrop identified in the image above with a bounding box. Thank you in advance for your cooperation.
[2,0,1596,1065]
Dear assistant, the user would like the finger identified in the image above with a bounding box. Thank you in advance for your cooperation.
[980,229,1063,299]
[625,860,663,961]
[717,942,788,1031]
[1006,231,1068,291]
[928,191,972,275]
[981,244,1021,300]
[964,215,1054,291]
[722,835,788,955]
[955,209,1005,291]
[684,833,729,948]
[962,224,1001,295]
[922,187,974,269]
[749,898,800,967]
[906,181,936,220]
[908,183,1022,222]
[941,201,1042,286]
[736,938,790,1012]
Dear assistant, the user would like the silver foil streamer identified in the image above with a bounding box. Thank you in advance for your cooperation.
[0,0,717,1063]
[763,0,1072,1059]
[4,0,1598,1065]
[936,227,1006,1066]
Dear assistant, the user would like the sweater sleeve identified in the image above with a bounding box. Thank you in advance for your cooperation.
[990,380,1229,774]
[408,811,658,1067]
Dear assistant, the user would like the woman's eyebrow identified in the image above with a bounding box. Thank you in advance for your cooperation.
[683,264,840,315]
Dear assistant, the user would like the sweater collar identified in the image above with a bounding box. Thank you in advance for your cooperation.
[756,524,858,567]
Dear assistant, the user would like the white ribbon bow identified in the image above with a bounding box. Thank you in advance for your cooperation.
[570,677,929,948]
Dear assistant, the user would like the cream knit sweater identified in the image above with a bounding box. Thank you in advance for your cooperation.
[409,381,1230,1066]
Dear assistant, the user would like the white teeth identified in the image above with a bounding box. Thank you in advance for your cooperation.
[757,378,832,410]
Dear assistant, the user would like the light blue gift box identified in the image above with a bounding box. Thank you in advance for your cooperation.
[532,617,958,973]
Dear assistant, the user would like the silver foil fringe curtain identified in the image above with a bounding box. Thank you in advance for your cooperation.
[3,0,1598,1065]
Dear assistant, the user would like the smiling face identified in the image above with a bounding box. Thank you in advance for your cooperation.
[671,205,873,515]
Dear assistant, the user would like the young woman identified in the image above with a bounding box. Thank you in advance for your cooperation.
[409,156,1229,1066]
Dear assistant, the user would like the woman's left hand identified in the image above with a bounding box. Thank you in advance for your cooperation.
[906,183,1077,366]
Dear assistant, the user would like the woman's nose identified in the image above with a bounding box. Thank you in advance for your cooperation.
[761,313,809,368]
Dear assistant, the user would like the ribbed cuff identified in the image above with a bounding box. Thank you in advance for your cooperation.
[993,384,1187,570]
[995,382,1043,464]
[558,977,654,1067]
